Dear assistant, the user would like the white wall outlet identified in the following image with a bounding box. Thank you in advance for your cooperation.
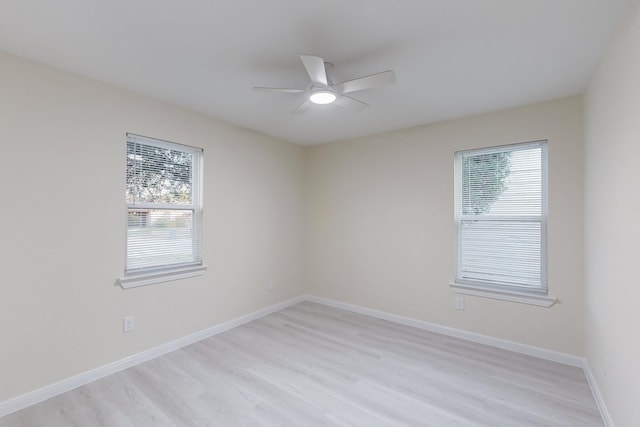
[268,279,276,291]
[455,296,465,310]
[327,273,334,285]
[123,316,135,333]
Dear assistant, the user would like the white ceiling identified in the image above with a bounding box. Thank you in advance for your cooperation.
[0,0,630,145]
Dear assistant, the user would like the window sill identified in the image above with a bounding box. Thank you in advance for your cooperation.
[118,265,207,289]
[450,282,556,307]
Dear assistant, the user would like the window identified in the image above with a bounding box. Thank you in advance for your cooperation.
[120,133,205,288]
[453,141,548,300]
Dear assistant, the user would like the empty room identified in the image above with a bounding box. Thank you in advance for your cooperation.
[1,0,638,425]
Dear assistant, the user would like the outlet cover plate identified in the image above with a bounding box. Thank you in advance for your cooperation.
[123,316,135,333]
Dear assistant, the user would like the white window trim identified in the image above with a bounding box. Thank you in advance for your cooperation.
[453,140,549,300]
[450,282,556,307]
[118,264,207,289]
[122,133,205,288]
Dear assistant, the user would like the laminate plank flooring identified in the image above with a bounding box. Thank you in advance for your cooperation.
[0,302,603,426]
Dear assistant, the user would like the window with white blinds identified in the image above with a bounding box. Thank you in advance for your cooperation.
[454,140,548,293]
[125,133,203,277]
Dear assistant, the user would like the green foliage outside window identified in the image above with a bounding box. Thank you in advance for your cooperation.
[462,152,511,215]
[126,142,193,205]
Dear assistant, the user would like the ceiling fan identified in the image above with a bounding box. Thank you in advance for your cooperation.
[254,55,396,114]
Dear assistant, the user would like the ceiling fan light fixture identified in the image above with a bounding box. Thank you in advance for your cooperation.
[309,88,336,104]
[254,55,396,113]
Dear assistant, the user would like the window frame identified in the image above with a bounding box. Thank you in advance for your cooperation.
[452,140,554,306]
[118,133,206,289]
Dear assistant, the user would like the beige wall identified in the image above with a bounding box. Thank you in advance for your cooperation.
[304,96,585,355]
[0,51,305,402]
[584,0,640,424]
[6,25,636,420]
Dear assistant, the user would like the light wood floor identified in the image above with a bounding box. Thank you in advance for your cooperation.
[1,302,603,426]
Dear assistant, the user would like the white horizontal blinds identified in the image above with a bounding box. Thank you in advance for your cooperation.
[456,141,548,291]
[126,134,203,274]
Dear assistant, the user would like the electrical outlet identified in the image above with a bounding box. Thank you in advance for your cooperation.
[327,273,334,285]
[268,279,276,291]
[123,316,135,333]
[455,296,465,310]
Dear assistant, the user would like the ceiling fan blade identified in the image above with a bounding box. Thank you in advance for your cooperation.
[333,70,396,94]
[334,95,368,111]
[292,99,313,115]
[254,87,305,94]
[300,55,328,86]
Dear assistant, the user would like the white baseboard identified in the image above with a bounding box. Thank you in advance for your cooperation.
[0,295,305,418]
[583,359,615,427]
[305,295,618,424]
[304,294,584,367]
[1,293,613,425]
